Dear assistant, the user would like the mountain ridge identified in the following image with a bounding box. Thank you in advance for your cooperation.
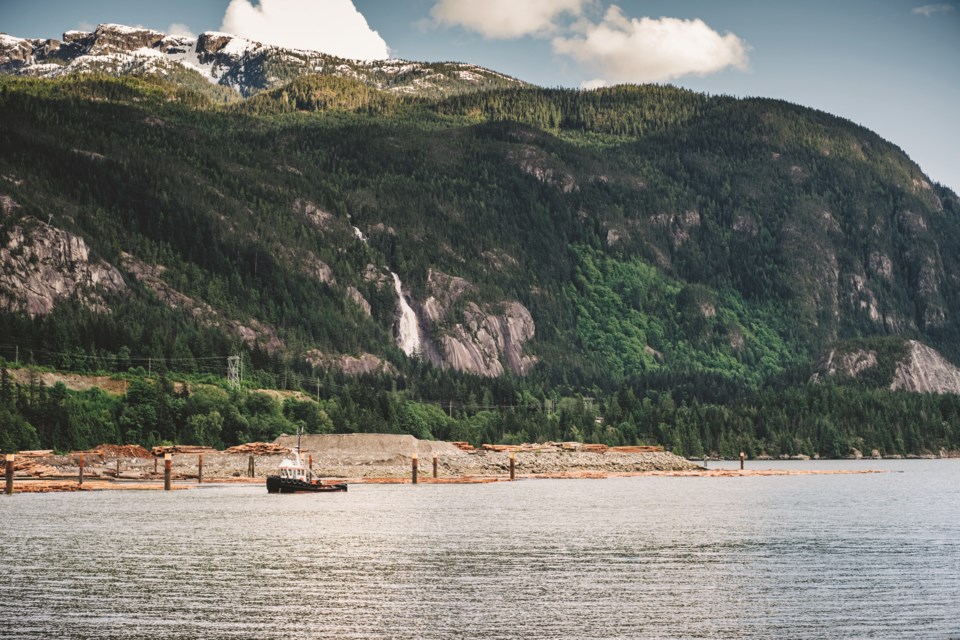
[0,23,526,100]
[2,41,960,456]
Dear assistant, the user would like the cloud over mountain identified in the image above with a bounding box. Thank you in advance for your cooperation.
[429,0,587,38]
[552,6,750,83]
[221,0,389,60]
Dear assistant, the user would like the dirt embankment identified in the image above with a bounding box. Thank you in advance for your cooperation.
[9,434,701,486]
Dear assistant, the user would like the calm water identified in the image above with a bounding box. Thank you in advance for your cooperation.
[2,460,959,639]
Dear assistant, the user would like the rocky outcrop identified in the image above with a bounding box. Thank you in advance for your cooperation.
[0,212,125,316]
[813,348,879,381]
[293,198,333,230]
[433,301,537,377]
[422,268,471,323]
[812,340,960,395]
[2,24,525,97]
[346,286,371,316]
[652,210,701,248]
[890,340,960,394]
[400,269,537,377]
[303,351,396,376]
[121,252,284,354]
[87,24,164,55]
[507,146,576,192]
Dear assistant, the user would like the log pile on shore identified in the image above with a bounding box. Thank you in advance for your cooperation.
[480,442,664,454]
[223,443,291,455]
[152,445,217,456]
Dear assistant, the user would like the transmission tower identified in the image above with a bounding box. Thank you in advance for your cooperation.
[227,355,241,390]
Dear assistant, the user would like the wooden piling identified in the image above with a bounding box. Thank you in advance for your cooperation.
[740,452,745,470]
[78,453,84,486]
[432,452,438,479]
[4,454,14,495]
[411,454,418,484]
[248,455,255,478]
[116,457,121,478]
[164,453,172,491]
[509,451,516,481]
[198,454,203,484]
[154,456,158,474]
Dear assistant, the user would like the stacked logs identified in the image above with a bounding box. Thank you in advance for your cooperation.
[152,445,217,456]
[479,442,664,454]
[223,442,291,455]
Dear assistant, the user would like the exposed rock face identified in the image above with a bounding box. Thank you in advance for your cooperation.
[2,24,525,97]
[346,286,371,316]
[399,269,537,377]
[0,212,125,316]
[293,199,333,230]
[302,252,335,285]
[433,301,537,377]
[303,350,396,376]
[88,24,164,55]
[422,268,471,323]
[508,146,577,192]
[652,210,701,248]
[813,340,960,395]
[121,252,284,354]
[813,348,879,381]
[890,340,960,394]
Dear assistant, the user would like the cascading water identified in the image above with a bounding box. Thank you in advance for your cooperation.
[352,224,420,358]
[392,272,421,357]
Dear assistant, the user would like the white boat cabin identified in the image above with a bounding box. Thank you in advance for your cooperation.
[278,449,310,483]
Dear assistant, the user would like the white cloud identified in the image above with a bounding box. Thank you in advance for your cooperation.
[166,23,196,38]
[552,6,749,83]
[430,0,588,39]
[221,0,389,60]
[912,3,954,16]
[75,21,95,32]
[581,78,608,90]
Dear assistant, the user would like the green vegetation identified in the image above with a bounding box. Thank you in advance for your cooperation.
[1,74,959,457]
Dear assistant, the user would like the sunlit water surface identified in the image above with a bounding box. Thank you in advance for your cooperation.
[2,460,959,639]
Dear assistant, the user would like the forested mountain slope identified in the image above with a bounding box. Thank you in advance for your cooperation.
[1,67,959,458]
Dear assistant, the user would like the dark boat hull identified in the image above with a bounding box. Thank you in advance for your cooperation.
[266,476,348,493]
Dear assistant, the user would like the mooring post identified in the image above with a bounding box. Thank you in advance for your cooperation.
[116,457,121,478]
[248,455,255,478]
[740,451,745,470]
[412,453,419,485]
[4,454,14,495]
[154,456,158,475]
[509,451,516,481]
[164,453,172,491]
[198,454,203,484]
[78,453,84,486]
[432,452,439,479]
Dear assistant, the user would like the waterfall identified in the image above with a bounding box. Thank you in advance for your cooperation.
[352,225,420,357]
[392,272,421,357]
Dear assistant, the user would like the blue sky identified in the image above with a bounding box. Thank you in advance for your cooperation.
[2,0,958,191]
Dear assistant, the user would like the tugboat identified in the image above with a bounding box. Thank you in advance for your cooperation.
[266,428,347,493]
